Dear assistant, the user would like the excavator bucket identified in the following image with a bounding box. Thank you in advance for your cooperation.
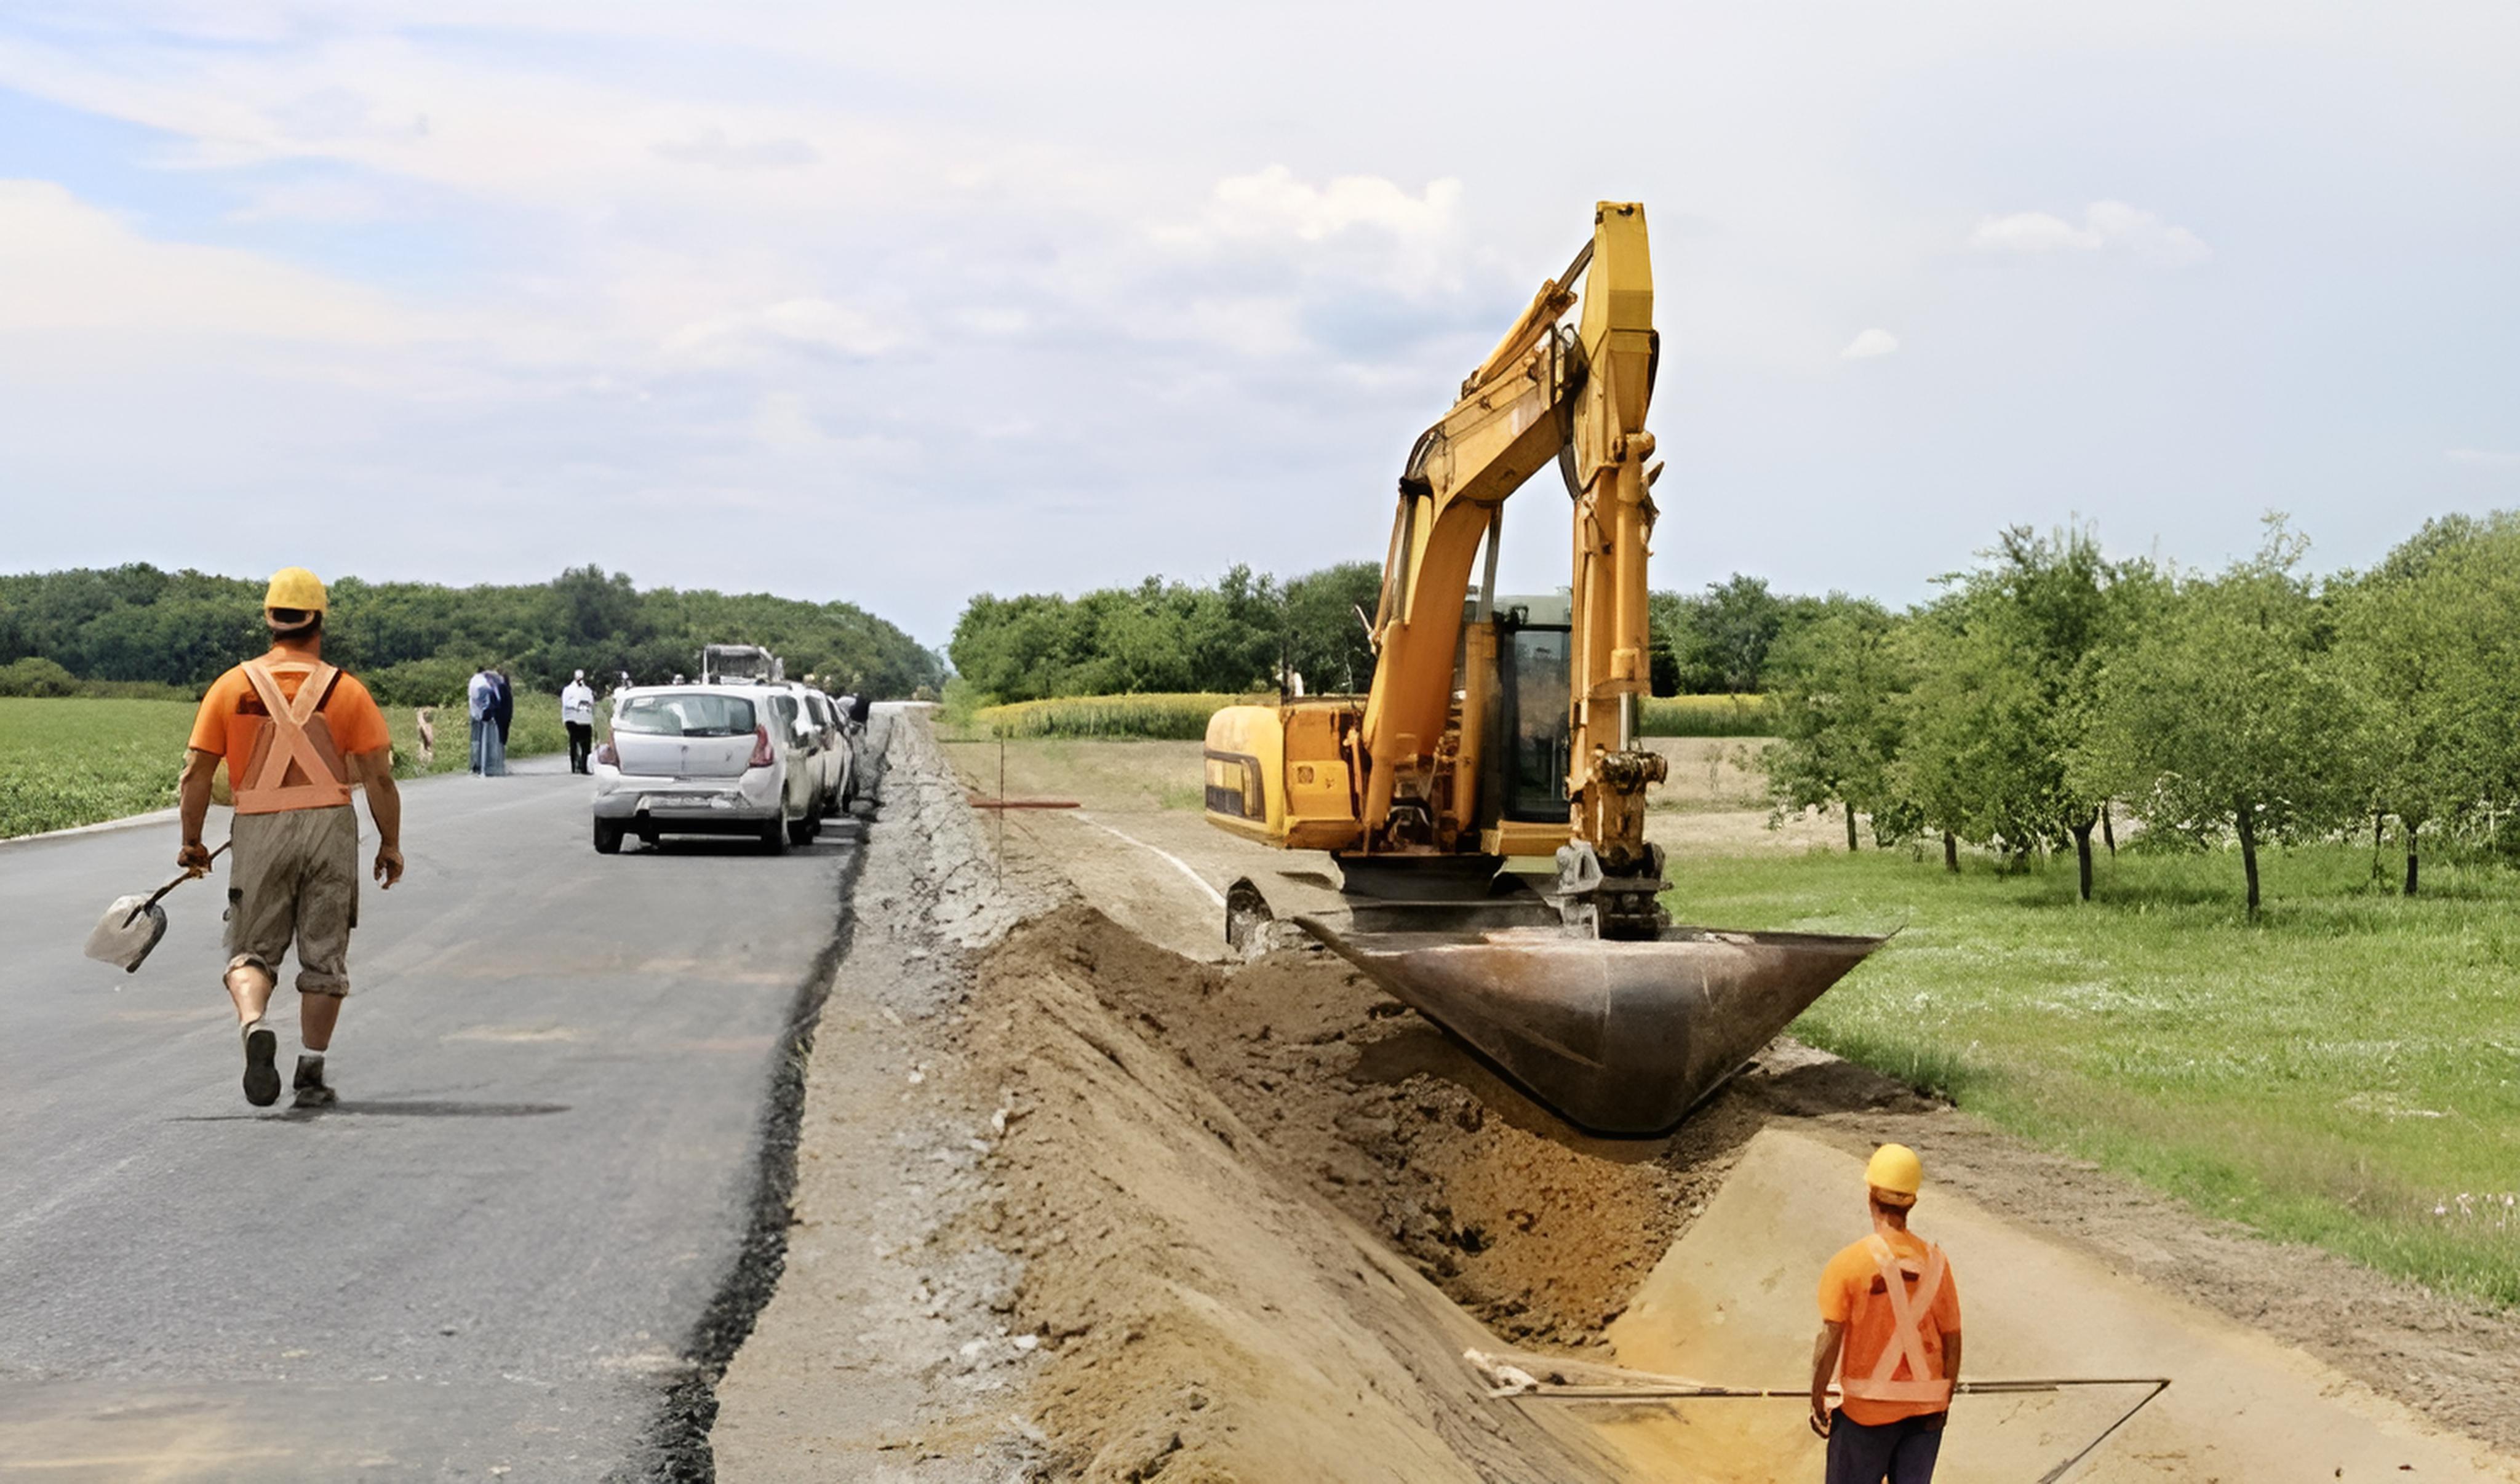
[1296,918,1885,1135]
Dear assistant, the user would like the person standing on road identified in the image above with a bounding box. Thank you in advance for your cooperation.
[1809,1144,1962,1484]
[176,567,404,1109]
[468,666,498,775]
[560,669,597,773]
[488,667,514,775]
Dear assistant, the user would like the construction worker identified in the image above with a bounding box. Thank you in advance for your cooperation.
[177,567,404,1109]
[1809,1143,1962,1483]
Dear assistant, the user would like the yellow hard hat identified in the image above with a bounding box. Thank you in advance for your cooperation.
[263,566,328,614]
[1865,1143,1923,1203]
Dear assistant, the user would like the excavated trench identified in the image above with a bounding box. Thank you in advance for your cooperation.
[962,911,2520,1482]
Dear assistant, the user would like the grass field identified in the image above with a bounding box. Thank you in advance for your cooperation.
[0,698,196,837]
[1676,844,2520,1307]
[0,694,568,838]
[1638,693,1774,736]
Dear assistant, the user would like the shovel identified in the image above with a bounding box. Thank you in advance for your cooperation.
[84,840,229,973]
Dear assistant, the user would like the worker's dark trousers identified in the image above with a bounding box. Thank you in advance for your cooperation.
[566,722,594,773]
[1825,1408,1944,1484]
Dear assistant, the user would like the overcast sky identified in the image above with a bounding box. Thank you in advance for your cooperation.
[4,2,2516,647]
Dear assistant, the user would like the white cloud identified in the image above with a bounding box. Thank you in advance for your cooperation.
[1971,200,2211,264]
[1841,327,1900,360]
[2447,447,2520,468]
[1151,166,1470,295]
[660,297,911,365]
[0,178,413,343]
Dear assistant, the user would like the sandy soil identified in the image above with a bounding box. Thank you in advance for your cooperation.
[715,719,2520,1482]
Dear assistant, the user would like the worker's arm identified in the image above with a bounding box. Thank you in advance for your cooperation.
[1940,1329,1961,1394]
[355,747,404,888]
[177,749,220,874]
[1809,1320,1845,1436]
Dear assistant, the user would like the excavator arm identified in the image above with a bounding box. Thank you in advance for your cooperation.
[1357,201,1668,928]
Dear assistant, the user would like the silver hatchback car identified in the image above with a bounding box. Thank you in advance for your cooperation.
[591,685,820,853]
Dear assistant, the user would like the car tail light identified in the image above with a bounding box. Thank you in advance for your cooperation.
[594,740,619,767]
[748,724,775,768]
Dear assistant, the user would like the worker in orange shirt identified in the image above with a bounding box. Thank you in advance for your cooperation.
[177,567,405,1109]
[1809,1143,1961,1483]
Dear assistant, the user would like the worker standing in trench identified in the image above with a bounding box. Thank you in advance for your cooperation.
[1808,1144,1962,1483]
[177,567,404,1109]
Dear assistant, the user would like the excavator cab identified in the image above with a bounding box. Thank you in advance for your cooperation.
[1490,604,1572,831]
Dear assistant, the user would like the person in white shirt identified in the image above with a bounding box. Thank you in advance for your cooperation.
[560,670,598,774]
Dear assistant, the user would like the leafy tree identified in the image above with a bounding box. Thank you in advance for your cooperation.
[2072,517,2359,917]
[1764,599,1910,850]
[2332,513,2520,892]
[1897,524,2151,898]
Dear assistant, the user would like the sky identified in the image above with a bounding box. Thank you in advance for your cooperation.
[2,2,2516,650]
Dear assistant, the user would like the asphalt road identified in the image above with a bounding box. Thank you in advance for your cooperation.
[0,746,871,1482]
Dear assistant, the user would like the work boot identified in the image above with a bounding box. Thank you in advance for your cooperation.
[292,1055,337,1110]
[241,1022,281,1107]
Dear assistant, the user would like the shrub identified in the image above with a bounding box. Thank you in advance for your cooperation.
[0,657,81,697]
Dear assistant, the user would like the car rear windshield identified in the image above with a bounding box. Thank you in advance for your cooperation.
[615,693,757,737]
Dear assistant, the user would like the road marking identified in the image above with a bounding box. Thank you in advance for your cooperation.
[1074,816,1226,908]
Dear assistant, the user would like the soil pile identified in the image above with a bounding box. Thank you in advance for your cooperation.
[969,906,1637,1482]
[995,907,1927,1350]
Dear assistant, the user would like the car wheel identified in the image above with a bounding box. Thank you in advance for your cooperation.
[761,810,788,854]
[594,820,624,855]
[787,813,819,847]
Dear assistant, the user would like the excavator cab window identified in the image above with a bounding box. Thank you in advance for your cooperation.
[1499,624,1571,822]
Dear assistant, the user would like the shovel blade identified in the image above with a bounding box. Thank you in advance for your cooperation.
[84,896,170,973]
[1299,920,1884,1135]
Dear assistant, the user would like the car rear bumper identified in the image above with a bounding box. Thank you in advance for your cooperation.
[592,767,780,830]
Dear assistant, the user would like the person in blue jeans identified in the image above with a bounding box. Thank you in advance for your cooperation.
[468,667,500,775]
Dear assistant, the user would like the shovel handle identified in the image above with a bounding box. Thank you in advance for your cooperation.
[135,840,231,919]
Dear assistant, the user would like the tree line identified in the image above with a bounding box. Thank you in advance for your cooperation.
[1766,511,2520,914]
[0,564,946,705]
[949,563,1830,704]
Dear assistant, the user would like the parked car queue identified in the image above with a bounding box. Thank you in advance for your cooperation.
[588,678,868,853]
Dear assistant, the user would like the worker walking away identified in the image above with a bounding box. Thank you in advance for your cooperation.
[1809,1143,1961,1483]
[560,669,597,773]
[177,567,405,1109]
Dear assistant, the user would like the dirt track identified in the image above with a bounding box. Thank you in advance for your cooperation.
[714,723,2520,1480]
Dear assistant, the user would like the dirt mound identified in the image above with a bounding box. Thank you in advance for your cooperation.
[970,906,1637,1482]
[976,906,1922,1355]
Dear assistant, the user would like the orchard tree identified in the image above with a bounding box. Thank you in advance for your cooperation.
[1764,599,1910,851]
[1892,523,2151,897]
[2073,517,2358,917]
[2332,514,2520,893]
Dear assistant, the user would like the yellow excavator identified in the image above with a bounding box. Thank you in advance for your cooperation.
[1204,202,1881,1134]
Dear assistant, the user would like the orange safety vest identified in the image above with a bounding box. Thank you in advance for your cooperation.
[1838,1235,1953,1408]
[233,657,355,815]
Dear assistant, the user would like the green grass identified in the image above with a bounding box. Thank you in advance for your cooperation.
[971,693,1255,741]
[0,697,196,837]
[1671,843,2520,1307]
[0,693,568,837]
[1639,693,1774,736]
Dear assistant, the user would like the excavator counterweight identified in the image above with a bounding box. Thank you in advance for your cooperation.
[1204,202,1883,1134]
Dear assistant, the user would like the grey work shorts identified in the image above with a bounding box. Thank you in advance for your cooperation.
[225,804,361,997]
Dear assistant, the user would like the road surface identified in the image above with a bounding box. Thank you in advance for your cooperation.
[0,747,872,1481]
